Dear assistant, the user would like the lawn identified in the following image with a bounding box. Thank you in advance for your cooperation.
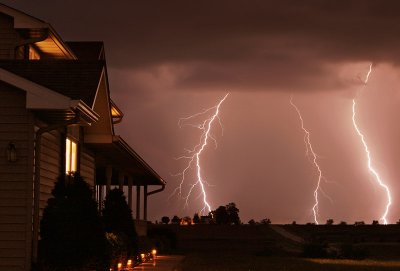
[177,253,400,271]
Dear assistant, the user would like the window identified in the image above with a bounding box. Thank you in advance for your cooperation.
[65,138,77,173]
[29,46,40,60]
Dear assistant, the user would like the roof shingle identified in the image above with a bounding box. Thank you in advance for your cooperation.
[0,60,104,107]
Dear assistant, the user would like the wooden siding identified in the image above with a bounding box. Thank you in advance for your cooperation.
[0,84,33,271]
[80,148,95,186]
[38,129,61,216]
[0,13,18,59]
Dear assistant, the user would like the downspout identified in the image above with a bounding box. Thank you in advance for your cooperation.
[32,115,80,263]
[144,184,165,221]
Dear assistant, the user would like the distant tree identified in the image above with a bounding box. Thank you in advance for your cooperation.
[40,174,109,270]
[354,221,365,226]
[326,219,334,225]
[248,219,256,225]
[372,220,379,225]
[102,188,138,257]
[211,203,240,225]
[397,219,400,225]
[171,215,181,224]
[226,202,240,225]
[161,216,170,224]
[339,221,347,225]
[292,221,297,225]
[214,205,229,224]
[260,218,272,225]
[193,213,200,224]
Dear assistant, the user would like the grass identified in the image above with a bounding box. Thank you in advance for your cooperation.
[176,253,400,271]
[151,224,400,270]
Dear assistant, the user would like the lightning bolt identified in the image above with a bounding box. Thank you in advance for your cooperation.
[290,96,324,225]
[171,93,229,214]
[352,64,392,224]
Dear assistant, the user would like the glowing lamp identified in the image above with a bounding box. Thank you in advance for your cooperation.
[151,249,157,255]
[127,259,132,266]
[6,142,17,162]
[117,263,122,270]
[140,253,145,259]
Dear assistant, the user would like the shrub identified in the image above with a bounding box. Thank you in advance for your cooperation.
[40,174,109,270]
[102,188,138,257]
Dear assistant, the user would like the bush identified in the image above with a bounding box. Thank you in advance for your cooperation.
[102,188,138,257]
[40,174,109,270]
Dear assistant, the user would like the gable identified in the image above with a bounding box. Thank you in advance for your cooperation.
[84,70,114,139]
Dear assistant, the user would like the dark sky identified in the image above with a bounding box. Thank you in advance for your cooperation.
[5,0,400,223]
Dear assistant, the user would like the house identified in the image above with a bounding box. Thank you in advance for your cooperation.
[0,4,166,271]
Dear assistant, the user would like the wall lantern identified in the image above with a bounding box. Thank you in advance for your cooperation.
[6,142,17,163]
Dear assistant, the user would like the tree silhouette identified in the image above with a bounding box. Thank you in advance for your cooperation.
[40,174,109,270]
[212,203,240,225]
[102,188,138,256]
[226,202,240,225]
[171,215,181,224]
[193,213,200,224]
[161,216,170,224]
[326,219,334,225]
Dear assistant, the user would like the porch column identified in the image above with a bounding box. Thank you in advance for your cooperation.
[128,176,133,210]
[144,185,148,221]
[98,185,103,211]
[118,172,124,191]
[136,186,141,220]
[106,165,112,193]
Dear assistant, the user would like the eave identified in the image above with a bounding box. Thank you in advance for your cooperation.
[0,67,98,124]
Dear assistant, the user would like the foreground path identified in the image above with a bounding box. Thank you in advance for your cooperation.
[133,255,185,271]
[269,225,305,243]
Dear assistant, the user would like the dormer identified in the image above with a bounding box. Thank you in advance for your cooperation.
[110,99,124,124]
[0,3,76,60]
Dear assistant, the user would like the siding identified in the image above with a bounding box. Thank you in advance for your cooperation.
[80,148,95,186]
[38,129,61,216]
[0,84,33,271]
[0,13,18,59]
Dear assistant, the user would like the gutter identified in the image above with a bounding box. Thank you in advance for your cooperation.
[31,115,80,263]
[146,185,165,196]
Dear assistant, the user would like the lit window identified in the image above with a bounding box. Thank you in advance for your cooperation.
[65,138,77,173]
[29,46,40,60]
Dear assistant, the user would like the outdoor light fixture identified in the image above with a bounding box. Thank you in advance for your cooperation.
[117,262,122,270]
[6,142,17,162]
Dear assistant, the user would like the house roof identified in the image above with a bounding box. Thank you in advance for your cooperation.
[66,42,105,60]
[0,3,77,59]
[89,136,166,186]
[0,60,103,108]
